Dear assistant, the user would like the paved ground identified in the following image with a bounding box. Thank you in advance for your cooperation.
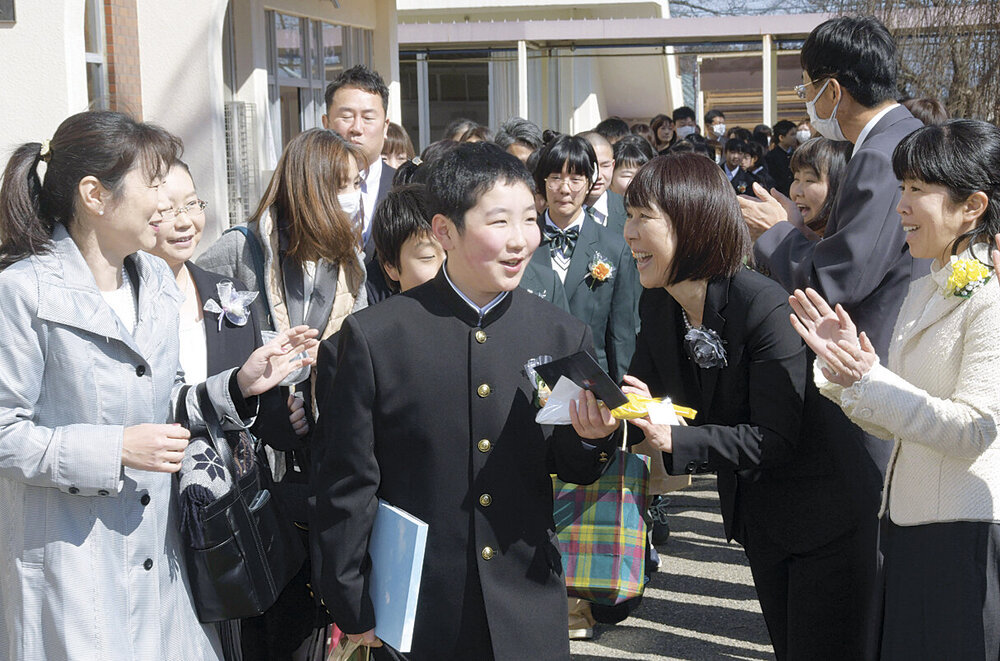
[570,475,775,661]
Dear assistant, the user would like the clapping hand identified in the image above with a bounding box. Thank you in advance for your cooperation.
[739,183,793,241]
[236,325,319,398]
[788,288,877,387]
[620,375,672,452]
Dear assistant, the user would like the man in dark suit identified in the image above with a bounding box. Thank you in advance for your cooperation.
[740,16,929,659]
[311,143,620,661]
[323,65,397,303]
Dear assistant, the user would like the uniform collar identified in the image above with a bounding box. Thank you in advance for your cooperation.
[440,261,510,327]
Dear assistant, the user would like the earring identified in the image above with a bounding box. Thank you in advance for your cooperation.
[98,208,105,216]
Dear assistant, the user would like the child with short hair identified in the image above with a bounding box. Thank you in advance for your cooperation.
[371,184,444,293]
[311,142,620,661]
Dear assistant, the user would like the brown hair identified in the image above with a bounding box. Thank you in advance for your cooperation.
[0,111,181,268]
[624,153,751,285]
[790,137,853,236]
[250,129,364,265]
[382,122,415,160]
[901,97,949,127]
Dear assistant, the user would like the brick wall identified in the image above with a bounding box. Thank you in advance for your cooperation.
[104,0,142,118]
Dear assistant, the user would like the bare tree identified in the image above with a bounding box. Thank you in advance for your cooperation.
[829,1,999,121]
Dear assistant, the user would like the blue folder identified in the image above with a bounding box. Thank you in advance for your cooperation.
[369,499,428,653]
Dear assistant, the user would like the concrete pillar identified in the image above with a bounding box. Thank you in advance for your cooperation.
[373,0,400,124]
[416,53,430,151]
[517,40,528,119]
[762,34,777,125]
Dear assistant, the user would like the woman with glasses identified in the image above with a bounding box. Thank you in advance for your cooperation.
[528,134,639,384]
[197,128,369,660]
[0,111,315,660]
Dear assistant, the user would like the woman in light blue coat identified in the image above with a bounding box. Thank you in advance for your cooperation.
[0,111,317,661]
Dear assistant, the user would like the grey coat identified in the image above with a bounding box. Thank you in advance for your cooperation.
[0,225,250,660]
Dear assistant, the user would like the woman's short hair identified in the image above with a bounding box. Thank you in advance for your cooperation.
[624,153,751,284]
[382,122,415,160]
[531,135,597,194]
[790,137,853,235]
[892,119,1000,255]
[249,128,365,265]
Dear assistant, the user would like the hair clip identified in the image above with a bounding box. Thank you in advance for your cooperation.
[39,139,52,162]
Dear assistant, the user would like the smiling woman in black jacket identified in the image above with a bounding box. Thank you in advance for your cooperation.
[620,153,880,661]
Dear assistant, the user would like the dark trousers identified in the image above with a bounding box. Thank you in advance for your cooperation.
[743,515,881,661]
[881,519,1000,661]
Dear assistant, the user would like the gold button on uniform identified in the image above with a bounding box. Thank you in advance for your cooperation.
[478,439,492,453]
[479,493,492,507]
[598,451,609,463]
[475,329,487,344]
[481,546,495,560]
[477,383,491,398]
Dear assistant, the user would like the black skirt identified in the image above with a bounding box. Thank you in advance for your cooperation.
[881,519,1000,660]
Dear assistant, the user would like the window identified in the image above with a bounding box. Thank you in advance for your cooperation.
[266,11,374,151]
[84,0,108,110]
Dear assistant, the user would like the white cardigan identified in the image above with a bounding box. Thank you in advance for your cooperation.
[819,247,1000,526]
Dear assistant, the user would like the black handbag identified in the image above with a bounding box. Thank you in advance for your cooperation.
[175,383,306,623]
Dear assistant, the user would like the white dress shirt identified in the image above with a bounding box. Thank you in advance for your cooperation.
[360,158,386,246]
[544,208,586,283]
[442,260,508,325]
[585,192,610,227]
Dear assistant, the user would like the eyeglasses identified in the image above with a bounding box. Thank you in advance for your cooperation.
[157,200,208,221]
[545,174,589,192]
[793,77,831,101]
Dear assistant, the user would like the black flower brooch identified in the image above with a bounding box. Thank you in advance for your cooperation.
[681,309,728,369]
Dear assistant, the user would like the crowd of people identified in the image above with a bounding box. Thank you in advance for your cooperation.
[1,12,999,661]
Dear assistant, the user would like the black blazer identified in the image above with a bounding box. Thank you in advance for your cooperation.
[628,268,877,552]
[363,161,398,305]
[764,146,794,197]
[310,271,618,661]
[187,263,298,450]
[754,104,929,476]
[529,215,639,382]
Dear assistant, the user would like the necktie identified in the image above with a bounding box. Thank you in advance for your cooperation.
[542,225,580,257]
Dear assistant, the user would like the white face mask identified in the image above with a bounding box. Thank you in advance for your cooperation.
[338,190,362,221]
[712,123,727,138]
[805,79,847,142]
[676,125,696,139]
[796,129,813,145]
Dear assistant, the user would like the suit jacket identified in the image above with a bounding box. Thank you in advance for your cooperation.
[529,216,639,382]
[764,146,794,197]
[628,268,878,552]
[819,248,1000,526]
[187,263,298,451]
[310,271,618,661]
[723,163,760,196]
[754,104,929,475]
[519,258,570,313]
[363,161,398,305]
[603,190,628,239]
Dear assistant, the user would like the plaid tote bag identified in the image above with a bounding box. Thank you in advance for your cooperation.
[552,447,650,605]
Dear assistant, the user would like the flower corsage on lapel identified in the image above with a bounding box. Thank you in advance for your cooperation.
[681,310,727,369]
[203,281,259,331]
[524,355,553,408]
[944,257,992,299]
[586,252,615,290]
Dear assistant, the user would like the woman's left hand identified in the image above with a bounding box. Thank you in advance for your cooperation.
[237,325,320,397]
[569,389,619,440]
[788,288,874,387]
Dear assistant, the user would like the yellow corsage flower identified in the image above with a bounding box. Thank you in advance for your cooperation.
[945,258,992,298]
[586,252,614,290]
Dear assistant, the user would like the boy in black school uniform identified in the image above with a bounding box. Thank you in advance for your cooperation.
[371,183,445,295]
[310,142,621,661]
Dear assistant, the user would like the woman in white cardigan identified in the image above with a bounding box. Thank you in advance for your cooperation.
[789,119,1000,660]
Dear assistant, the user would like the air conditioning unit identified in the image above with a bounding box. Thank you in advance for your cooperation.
[224,102,260,226]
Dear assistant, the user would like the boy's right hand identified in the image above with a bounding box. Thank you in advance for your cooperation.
[289,392,309,436]
[347,629,382,648]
